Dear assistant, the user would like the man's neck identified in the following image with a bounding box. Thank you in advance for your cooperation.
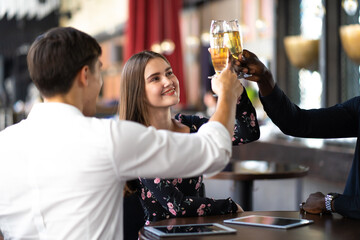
[44,92,83,113]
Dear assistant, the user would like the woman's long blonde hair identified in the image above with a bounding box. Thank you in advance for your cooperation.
[120,50,171,195]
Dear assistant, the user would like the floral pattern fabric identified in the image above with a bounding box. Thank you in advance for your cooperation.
[137,88,260,224]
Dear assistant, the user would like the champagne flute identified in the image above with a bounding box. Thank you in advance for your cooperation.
[226,19,251,78]
[209,20,229,78]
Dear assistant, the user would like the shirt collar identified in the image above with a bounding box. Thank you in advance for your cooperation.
[27,102,84,120]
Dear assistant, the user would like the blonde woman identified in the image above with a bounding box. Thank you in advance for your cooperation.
[120,51,259,227]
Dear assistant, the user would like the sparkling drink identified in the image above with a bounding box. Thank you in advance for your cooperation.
[210,32,227,49]
[210,47,229,73]
[210,32,229,73]
[225,31,243,59]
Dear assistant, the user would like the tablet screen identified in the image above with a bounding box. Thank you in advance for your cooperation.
[224,215,313,229]
[145,223,236,237]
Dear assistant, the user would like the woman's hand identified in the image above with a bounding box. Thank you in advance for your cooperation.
[211,63,243,100]
[236,203,244,213]
[209,63,242,136]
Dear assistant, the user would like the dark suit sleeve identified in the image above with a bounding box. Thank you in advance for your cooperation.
[334,194,360,219]
[259,84,358,138]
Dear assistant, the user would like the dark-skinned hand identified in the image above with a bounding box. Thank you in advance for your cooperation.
[231,49,275,96]
[302,192,327,214]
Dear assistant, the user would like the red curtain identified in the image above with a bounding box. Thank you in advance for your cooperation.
[124,0,186,106]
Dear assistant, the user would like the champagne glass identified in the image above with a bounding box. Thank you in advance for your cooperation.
[226,19,251,78]
[209,20,229,78]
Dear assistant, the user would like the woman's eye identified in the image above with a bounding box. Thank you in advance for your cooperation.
[166,71,173,77]
[151,77,160,82]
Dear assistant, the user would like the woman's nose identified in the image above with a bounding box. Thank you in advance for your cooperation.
[163,76,173,86]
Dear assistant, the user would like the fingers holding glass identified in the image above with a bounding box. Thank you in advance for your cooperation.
[231,49,266,82]
[211,65,241,99]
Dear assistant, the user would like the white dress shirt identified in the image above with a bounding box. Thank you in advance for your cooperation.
[0,103,231,240]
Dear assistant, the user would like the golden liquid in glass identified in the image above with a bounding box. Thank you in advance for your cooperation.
[225,31,243,59]
[210,48,229,73]
[210,32,226,48]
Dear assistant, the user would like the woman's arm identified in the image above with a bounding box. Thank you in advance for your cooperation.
[139,177,239,218]
[175,88,260,146]
[233,88,260,145]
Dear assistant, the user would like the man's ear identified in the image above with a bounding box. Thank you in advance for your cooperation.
[78,65,90,87]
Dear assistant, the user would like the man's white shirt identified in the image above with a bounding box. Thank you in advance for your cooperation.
[0,102,231,240]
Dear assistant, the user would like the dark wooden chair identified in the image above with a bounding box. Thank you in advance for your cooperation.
[123,193,145,240]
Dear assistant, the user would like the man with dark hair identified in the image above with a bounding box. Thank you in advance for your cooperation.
[27,27,102,100]
[0,27,243,239]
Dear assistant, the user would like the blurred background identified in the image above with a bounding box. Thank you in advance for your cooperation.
[1,0,359,125]
[0,0,359,211]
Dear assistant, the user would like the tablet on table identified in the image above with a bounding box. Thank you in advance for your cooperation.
[224,215,314,229]
[144,223,236,237]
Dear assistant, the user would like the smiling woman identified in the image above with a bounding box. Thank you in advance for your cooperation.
[119,50,260,239]
[143,57,181,124]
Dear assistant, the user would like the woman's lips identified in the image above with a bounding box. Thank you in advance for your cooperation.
[162,88,176,96]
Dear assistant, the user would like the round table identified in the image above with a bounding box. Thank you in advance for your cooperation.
[208,160,309,210]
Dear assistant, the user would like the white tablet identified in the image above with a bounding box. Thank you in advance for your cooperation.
[144,223,236,237]
[224,215,314,229]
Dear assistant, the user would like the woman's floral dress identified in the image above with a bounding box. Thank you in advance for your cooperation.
[137,89,260,225]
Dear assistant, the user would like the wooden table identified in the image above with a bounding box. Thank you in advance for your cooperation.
[208,161,309,210]
[139,211,360,240]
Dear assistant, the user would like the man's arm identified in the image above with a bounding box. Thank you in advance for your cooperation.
[234,49,357,138]
[334,194,360,219]
[236,49,360,219]
[303,192,360,219]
